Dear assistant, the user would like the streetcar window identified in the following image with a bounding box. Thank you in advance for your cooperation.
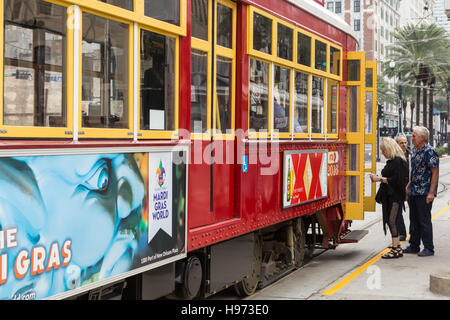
[216,56,232,133]
[348,86,360,132]
[192,0,208,41]
[330,46,340,76]
[294,72,308,134]
[348,60,360,81]
[98,0,133,10]
[217,4,232,49]
[327,79,338,134]
[347,176,359,203]
[297,33,311,67]
[311,76,324,133]
[365,91,373,134]
[145,0,180,26]
[81,13,129,129]
[365,144,373,171]
[249,59,269,132]
[191,49,208,133]
[253,13,272,55]
[348,144,359,171]
[273,66,290,134]
[315,40,327,71]
[3,0,66,127]
[140,30,175,131]
[277,23,293,61]
[366,68,373,88]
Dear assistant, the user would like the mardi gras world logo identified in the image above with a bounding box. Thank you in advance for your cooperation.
[156,160,166,188]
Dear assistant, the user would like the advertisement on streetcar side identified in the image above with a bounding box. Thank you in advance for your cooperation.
[0,151,187,300]
[282,150,328,209]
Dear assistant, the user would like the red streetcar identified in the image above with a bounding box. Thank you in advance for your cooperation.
[0,0,377,300]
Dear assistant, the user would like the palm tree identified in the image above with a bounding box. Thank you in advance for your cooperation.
[383,23,450,144]
[377,76,396,107]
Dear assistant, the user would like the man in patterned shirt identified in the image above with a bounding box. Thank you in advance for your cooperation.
[403,126,439,256]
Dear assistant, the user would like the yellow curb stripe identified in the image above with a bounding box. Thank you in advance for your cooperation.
[321,247,390,296]
[431,203,450,221]
[321,203,450,296]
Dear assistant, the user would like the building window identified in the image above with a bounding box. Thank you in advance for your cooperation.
[335,1,342,13]
[354,19,361,31]
[327,2,334,11]
[354,0,360,12]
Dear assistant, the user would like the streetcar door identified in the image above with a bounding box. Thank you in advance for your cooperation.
[363,61,377,212]
[189,0,237,228]
[343,51,366,220]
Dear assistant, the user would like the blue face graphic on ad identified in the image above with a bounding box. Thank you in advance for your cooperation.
[0,153,145,299]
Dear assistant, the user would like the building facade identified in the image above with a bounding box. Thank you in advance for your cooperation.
[434,0,450,36]
[325,0,401,129]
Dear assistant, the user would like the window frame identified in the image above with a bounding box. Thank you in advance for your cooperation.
[292,71,310,139]
[0,0,74,138]
[213,0,236,141]
[66,0,186,36]
[310,75,325,138]
[137,26,180,140]
[0,0,186,140]
[77,7,134,139]
[248,57,272,140]
[272,63,291,140]
[247,6,343,141]
[326,78,339,139]
[190,0,236,141]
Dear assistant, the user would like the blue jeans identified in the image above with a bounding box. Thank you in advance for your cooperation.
[408,195,434,252]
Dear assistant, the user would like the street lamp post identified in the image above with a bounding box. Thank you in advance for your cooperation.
[390,61,402,136]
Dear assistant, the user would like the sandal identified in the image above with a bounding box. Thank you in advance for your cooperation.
[382,246,403,259]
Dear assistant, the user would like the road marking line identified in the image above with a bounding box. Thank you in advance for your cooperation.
[431,203,450,221]
[321,203,450,296]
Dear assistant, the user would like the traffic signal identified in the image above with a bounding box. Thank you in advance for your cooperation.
[377,103,384,118]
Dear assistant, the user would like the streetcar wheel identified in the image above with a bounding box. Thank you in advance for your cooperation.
[175,255,203,300]
[234,233,262,297]
[293,218,306,268]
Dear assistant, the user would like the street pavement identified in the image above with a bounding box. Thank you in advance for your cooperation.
[247,155,450,300]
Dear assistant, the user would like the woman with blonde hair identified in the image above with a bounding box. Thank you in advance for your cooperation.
[370,137,409,259]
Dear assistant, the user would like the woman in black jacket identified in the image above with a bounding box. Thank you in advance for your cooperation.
[370,137,409,259]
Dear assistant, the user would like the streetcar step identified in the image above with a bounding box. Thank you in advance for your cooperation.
[340,230,369,243]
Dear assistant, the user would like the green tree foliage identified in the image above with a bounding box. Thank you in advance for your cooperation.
[382,23,450,144]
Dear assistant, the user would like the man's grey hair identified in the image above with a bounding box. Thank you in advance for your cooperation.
[395,133,407,141]
[413,126,429,142]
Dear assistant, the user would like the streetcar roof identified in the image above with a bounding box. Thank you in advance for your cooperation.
[286,0,359,47]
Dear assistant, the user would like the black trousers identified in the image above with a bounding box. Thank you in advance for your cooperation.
[396,208,407,237]
[408,195,434,252]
